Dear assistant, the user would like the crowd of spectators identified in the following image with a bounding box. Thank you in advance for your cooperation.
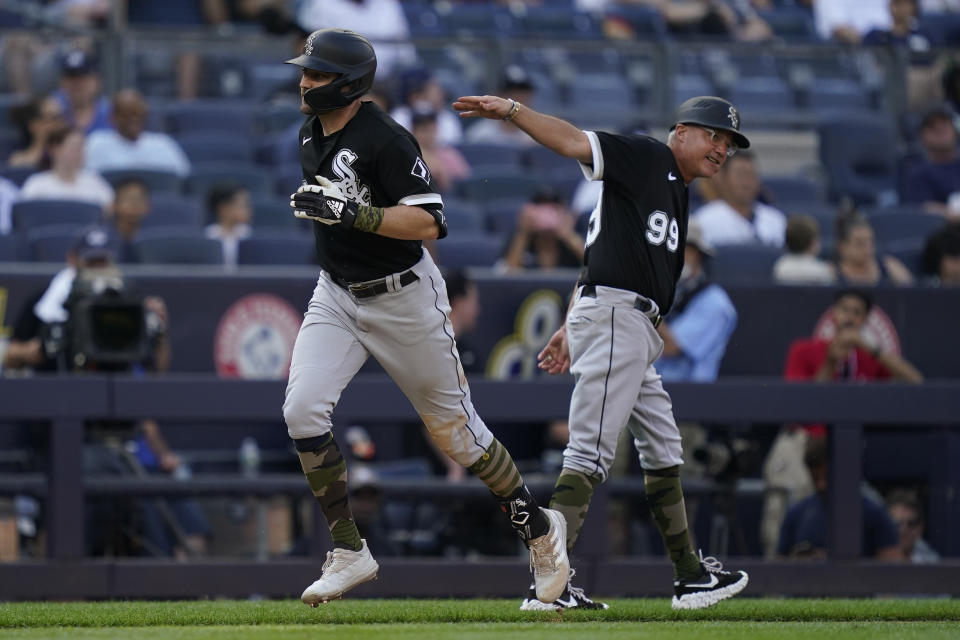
[0,0,956,563]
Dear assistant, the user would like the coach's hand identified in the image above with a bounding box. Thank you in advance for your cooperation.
[291,177,357,228]
[452,95,515,120]
[538,326,570,375]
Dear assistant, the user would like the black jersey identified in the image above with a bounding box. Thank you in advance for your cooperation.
[298,101,446,282]
[579,132,689,313]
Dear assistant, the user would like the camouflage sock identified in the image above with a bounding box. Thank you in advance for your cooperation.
[644,465,701,581]
[549,469,601,552]
[294,433,362,552]
[469,438,523,498]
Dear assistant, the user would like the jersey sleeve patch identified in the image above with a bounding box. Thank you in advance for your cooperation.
[579,131,604,181]
[411,157,431,185]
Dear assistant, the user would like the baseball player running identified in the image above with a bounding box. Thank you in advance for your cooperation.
[453,93,750,610]
[283,29,568,606]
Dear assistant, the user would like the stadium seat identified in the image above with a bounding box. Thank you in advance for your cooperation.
[133,231,224,265]
[441,198,485,234]
[482,197,527,234]
[12,200,102,231]
[433,235,504,268]
[455,143,525,172]
[176,133,255,165]
[0,232,23,261]
[674,74,715,105]
[251,194,300,230]
[185,163,274,197]
[26,224,90,262]
[164,101,255,134]
[762,174,826,205]
[728,77,794,113]
[518,7,602,40]
[442,5,516,39]
[403,2,445,37]
[809,79,871,112]
[867,210,944,247]
[818,114,898,206]
[0,166,36,187]
[145,193,204,229]
[456,171,547,203]
[709,244,783,282]
[273,163,303,198]
[237,231,315,266]
[101,168,183,194]
[883,237,925,277]
[757,8,817,42]
[603,5,668,39]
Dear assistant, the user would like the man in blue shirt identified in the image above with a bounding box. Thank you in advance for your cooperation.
[656,220,738,382]
[902,106,960,217]
[777,436,902,559]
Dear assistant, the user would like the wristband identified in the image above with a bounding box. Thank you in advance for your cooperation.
[503,99,520,121]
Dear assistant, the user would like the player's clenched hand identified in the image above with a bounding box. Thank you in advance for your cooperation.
[290,177,357,228]
[452,95,513,120]
[537,327,570,375]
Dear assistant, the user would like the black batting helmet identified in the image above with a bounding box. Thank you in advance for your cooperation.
[671,96,750,149]
[285,29,377,113]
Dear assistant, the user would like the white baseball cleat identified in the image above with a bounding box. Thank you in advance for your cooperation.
[671,554,748,610]
[528,508,570,603]
[301,539,379,606]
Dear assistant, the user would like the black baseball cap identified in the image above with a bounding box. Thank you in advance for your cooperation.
[61,49,97,76]
[72,226,119,262]
[672,96,750,149]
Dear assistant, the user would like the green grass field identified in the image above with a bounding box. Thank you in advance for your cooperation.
[1,599,958,639]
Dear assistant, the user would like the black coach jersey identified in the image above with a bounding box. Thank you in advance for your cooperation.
[579,132,689,313]
[298,101,446,282]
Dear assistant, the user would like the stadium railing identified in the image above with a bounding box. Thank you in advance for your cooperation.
[0,376,958,599]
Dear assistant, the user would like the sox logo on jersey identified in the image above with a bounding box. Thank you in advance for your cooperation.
[331,149,371,205]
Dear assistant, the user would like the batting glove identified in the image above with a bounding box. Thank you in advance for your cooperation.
[290,176,357,228]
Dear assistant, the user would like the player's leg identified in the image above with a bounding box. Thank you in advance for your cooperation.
[361,254,567,603]
[283,278,376,604]
[628,363,748,610]
[520,294,649,610]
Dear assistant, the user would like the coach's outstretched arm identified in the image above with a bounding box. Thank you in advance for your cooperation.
[453,95,592,164]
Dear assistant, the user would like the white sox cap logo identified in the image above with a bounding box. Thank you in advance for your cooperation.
[304,33,316,56]
[728,106,739,129]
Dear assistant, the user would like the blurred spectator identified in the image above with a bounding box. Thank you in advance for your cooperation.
[445,269,482,374]
[776,436,902,560]
[659,0,774,41]
[107,178,151,262]
[500,190,584,271]
[863,0,934,54]
[7,95,65,169]
[85,89,191,178]
[20,127,114,212]
[692,151,786,248]
[0,176,19,236]
[655,220,737,382]
[52,49,112,135]
[784,288,923,384]
[773,215,836,284]
[813,0,891,43]
[944,65,960,129]
[295,0,417,75]
[464,66,538,147]
[391,67,463,146]
[834,213,915,285]
[901,106,960,217]
[409,108,470,194]
[49,0,112,27]
[886,490,940,563]
[921,222,960,285]
[204,182,252,268]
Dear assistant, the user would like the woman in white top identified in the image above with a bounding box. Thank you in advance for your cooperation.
[204,183,252,268]
[20,127,114,211]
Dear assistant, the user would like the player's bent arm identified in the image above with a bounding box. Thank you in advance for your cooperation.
[373,205,441,241]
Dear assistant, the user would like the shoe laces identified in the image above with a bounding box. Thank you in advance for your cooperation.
[529,529,560,576]
[565,569,591,603]
[698,550,725,574]
[321,547,354,575]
